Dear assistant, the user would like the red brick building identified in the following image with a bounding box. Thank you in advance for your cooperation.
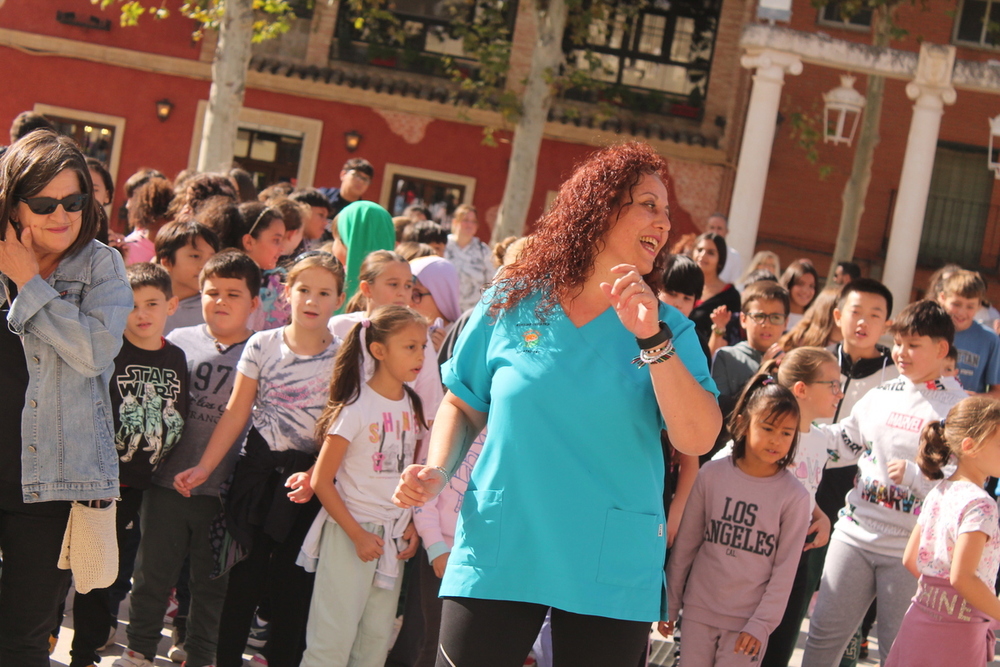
[748,0,1000,302]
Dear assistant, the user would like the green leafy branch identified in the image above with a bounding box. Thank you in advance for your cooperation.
[787,104,834,180]
[92,0,302,42]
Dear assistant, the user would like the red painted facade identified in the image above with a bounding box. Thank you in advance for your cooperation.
[0,0,704,242]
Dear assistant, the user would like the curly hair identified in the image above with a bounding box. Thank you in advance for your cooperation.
[490,142,669,318]
[128,176,173,231]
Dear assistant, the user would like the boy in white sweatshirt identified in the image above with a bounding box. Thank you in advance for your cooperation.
[802,300,967,666]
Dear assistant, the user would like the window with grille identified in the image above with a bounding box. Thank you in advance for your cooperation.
[565,0,721,107]
[918,143,998,272]
[332,0,515,79]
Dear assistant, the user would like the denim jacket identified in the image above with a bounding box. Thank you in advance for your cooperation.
[1,240,132,502]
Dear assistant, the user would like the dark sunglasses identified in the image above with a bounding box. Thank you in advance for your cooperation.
[19,193,89,215]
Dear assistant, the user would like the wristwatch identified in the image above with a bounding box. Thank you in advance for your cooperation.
[636,321,673,350]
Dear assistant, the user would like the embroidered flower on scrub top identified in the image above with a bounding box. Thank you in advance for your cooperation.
[522,329,540,349]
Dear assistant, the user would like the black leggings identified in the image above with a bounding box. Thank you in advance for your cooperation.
[435,597,649,667]
[0,494,71,667]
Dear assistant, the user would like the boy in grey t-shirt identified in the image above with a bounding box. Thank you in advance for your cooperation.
[116,251,261,667]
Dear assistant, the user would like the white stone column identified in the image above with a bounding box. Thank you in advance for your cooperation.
[726,50,802,266]
[883,43,956,311]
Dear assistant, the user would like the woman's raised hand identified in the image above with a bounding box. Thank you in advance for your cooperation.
[393,464,448,508]
[600,264,660,339]
[0,227,39,288]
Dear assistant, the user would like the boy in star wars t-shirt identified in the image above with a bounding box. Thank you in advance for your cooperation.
[70,263,189,667]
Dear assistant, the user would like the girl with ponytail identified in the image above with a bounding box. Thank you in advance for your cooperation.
[665,374,811,665]
[298,305,428,667]
[885,396,1000,667]
[709,349,856,666]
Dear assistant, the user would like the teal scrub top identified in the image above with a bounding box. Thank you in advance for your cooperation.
[439,292,718,622]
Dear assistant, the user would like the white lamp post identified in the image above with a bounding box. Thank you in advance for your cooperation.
[988,114,1000,179]
[823,74,866,146]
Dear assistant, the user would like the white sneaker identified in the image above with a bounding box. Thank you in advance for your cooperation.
[168,642,188,663]
[111,649,155,667]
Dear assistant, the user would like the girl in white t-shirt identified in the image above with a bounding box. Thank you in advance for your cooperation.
[173,252,346,667]
[886,397,1000,667]
[330,250,443,424]
[299,304,428,667]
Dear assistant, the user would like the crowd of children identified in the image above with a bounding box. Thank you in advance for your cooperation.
[24,150,1000,667]
[659,237,1000,667]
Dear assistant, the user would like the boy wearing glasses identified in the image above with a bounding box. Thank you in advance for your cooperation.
[711,281,790,409]
[705,281,789,462]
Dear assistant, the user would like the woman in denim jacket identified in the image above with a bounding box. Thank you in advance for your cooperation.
[0,130,132,666]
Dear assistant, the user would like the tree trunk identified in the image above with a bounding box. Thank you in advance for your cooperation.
[491,0,568,243]
[826,9,891,283]
[197,0,255,173]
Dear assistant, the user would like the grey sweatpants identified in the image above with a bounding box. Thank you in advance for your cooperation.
[801,539,917,667]
[125,485,229,667]
[679,618,769,667]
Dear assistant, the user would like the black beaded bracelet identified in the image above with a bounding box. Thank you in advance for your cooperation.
[636,320,673,350]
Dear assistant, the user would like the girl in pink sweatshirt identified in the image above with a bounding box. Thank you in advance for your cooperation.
[666,374,811,666]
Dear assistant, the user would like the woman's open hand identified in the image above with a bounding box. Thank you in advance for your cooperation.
[600,264,659,339]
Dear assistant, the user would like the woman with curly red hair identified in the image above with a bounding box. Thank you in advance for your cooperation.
[394,142,721,666]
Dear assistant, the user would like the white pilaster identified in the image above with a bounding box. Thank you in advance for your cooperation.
[883,43,956,311]
[726,50,802,267]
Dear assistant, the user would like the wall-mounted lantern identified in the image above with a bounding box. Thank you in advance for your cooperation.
[823,75,866,146]
[156,99,174,122]
[344,130,362,152]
